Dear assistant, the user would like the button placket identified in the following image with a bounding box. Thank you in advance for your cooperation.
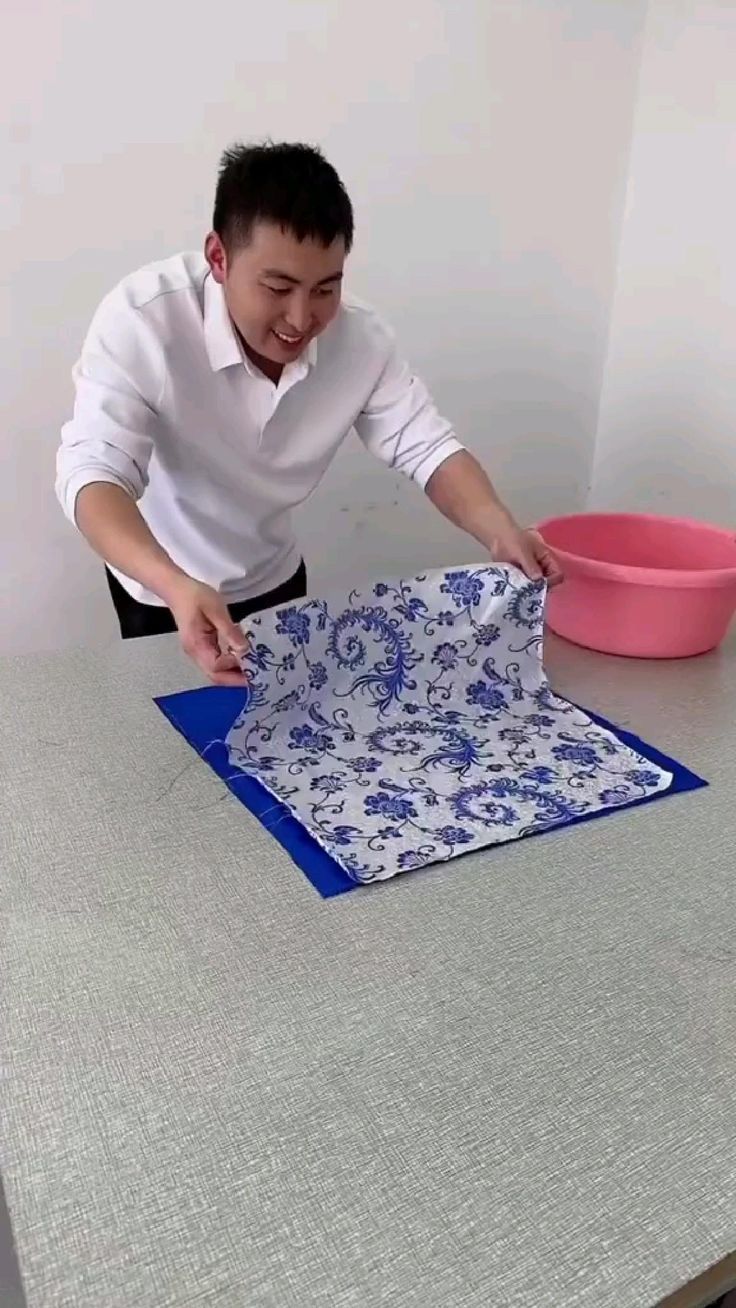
[255,380,279,449]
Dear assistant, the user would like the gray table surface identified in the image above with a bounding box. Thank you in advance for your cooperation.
[2,630,735,1308]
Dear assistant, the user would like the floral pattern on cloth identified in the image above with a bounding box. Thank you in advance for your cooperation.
[225,566,672,885]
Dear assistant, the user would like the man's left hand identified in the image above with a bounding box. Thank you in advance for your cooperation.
[491,520,564,587]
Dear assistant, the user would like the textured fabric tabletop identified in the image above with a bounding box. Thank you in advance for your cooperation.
[2,632,735,1308]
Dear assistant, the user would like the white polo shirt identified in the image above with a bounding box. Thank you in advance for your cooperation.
[56,252,463,606]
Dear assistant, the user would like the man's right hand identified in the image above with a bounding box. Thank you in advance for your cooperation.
[166,577,250,686]
[73,485,251,682]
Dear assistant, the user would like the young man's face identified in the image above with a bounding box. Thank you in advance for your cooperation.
[206,222,346,368]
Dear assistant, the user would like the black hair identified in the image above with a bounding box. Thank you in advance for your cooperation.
[213,141,354,251]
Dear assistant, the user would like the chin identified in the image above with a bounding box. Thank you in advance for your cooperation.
[261,340,286,360]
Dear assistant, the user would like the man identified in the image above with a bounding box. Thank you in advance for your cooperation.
[56,142,560,686]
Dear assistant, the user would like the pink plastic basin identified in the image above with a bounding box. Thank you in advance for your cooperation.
[537,513,736,658]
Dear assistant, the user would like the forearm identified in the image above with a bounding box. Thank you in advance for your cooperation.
[75,482,189,604]
[425,450,514,551]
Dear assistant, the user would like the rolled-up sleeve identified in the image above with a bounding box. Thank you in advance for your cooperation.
[354,334,463,489]
[56,294,164,524]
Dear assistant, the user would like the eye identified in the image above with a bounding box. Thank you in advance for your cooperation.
[315,286,337,298]
[265,285,290,297]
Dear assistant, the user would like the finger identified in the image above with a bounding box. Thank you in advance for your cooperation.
[184,627,244,683]
[201,597,249,656]
[193,646,248,687]
[517,546,543,581]
[537,546,564,587]
[219,639,251,678]
[212,650,250,682]
[211,667,251,688]
[524,531,561,586]
[182,624,220,668]
[217,618,249,656]
[212,650,242,672]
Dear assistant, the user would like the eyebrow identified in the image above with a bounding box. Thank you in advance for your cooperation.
[261,269,344,287]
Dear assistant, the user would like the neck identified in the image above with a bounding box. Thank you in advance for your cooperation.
[237,330,283,384]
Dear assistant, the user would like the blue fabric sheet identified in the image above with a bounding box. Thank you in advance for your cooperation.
[155,683,706,899]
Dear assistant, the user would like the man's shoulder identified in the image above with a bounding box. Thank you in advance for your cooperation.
[96,253,207,321]
[334,293,395,355]
[84,253,207,356]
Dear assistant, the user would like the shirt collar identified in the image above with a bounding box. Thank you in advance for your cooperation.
[203,273,243,371]
[203,272,319,375]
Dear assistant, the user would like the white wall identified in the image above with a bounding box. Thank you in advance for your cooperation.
[590,0,736,522]
[1,0,646,654]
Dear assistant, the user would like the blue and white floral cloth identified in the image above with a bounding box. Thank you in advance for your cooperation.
[224,566,672,886]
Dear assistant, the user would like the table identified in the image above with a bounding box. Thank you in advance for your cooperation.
[2,631,735,1308]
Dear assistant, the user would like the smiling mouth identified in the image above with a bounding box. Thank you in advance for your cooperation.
[272,329,305,346]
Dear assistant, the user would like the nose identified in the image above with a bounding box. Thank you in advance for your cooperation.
[285,292,312,334]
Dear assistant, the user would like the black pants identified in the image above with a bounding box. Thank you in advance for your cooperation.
[106,561,307,640]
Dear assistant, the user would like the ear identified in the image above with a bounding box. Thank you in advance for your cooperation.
[205,232,227,284]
